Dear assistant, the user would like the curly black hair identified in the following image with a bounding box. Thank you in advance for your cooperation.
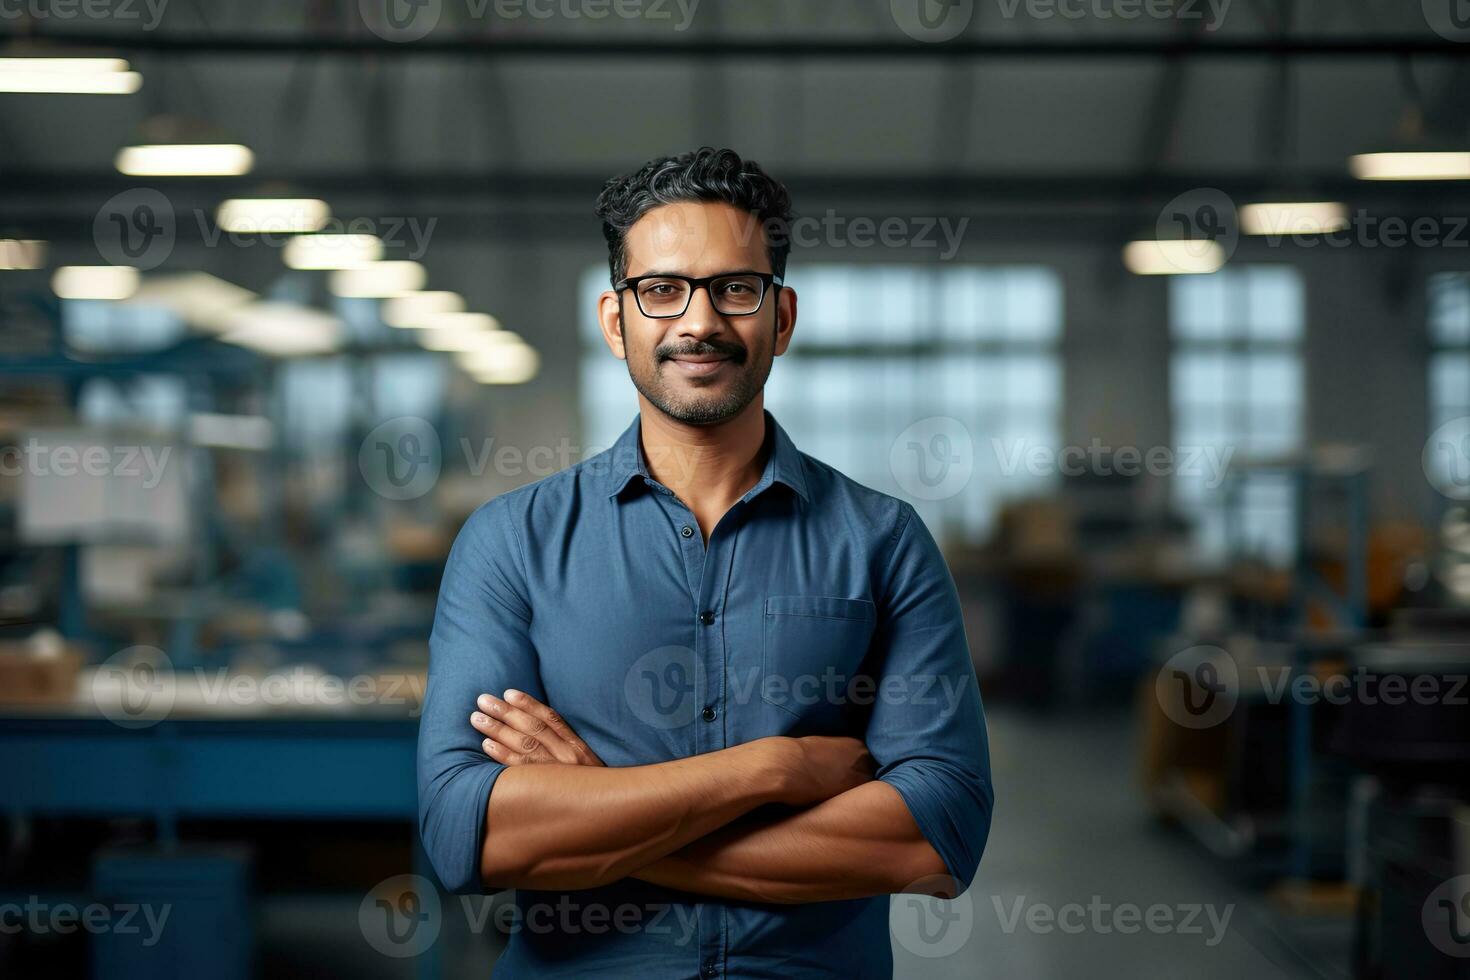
[593,147,795,286]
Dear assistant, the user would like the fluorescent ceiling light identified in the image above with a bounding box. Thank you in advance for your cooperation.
[455,333,527,369]
[283,233,382,270]
[1240,202,1349,236]
[123,272,257,332]
[216,198,330,234]
[52,265,139,300]
[1122,240,1226,276]
[418,326,508,352]
[466,344,539,385]
[382,290,466,328]
[116,143,254,177]
[418,311,501,333]
[0,71,141,94]
[0,239,46,270]
[1350,152,1470,181]
[0,57,139,94]
[217,302,342,356]
[417,315,508,353]
[0,57,130,73]
[329,261,426,298]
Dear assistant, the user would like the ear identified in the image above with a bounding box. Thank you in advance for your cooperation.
[772,285,797,357]
[597,289,626,360]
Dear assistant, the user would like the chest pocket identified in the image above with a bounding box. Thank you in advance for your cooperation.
[762,595,877,724]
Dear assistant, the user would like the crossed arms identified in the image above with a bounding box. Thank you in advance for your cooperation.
[466,688,950,903]
[416,497,994,903]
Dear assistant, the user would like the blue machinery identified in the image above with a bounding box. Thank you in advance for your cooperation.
[0,709,439,979]
[1,296,456,976]
[1223,458,1371,883]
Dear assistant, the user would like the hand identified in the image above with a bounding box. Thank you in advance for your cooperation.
[470,689,605,767]
[777,736,875,807]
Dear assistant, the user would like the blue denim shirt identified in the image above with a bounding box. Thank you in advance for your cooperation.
[418,411,994,979]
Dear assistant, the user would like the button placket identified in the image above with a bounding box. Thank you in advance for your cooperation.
[692,509,739,980]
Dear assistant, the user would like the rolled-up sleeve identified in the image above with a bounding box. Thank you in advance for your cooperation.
[417,496,540,894]
[867,502,995,895]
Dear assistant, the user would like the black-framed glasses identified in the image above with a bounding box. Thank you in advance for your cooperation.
[615,272,783,319]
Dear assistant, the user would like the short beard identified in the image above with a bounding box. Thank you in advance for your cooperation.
[622,321,771,427]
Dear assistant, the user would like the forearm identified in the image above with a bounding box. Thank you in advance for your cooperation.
[481,737,793,891]
[633,781,948,904]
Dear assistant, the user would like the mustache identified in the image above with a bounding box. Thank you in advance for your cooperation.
[655,339,748,364]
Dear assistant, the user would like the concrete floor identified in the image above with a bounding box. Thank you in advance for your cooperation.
[888,707,1352,980]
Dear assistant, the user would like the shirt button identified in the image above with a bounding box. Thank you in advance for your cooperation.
[680,524,694,538]
[699,610,715,626]
[702,706,717,723]
[703,966,718,977]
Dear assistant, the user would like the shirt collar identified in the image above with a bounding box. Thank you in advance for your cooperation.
[601,410,809,504]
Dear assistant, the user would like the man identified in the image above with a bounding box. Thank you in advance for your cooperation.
[417,147,994,978]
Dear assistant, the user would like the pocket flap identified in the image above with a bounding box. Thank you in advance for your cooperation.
[765,595,876,622]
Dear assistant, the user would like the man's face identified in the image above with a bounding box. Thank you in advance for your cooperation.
[597,200,796,426]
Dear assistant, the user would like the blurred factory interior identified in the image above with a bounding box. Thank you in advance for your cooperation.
[3,1,1470,977]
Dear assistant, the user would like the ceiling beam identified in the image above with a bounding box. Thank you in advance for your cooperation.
[4,30,1467,58]
[5,170,1470,214]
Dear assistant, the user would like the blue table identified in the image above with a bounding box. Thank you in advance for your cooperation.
[0,703,436,979]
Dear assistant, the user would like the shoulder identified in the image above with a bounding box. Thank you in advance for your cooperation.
[795,449,918,555]
[456,442,623,539]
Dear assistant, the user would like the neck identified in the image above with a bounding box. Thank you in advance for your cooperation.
[636,396,769,507]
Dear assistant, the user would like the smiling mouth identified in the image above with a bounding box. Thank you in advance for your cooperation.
[665,354,733,377]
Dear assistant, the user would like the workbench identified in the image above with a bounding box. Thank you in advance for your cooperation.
[0,689,438,980]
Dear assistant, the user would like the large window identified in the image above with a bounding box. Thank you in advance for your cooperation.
[1428,273,1470,500]
[1429,272,1470,429]
[580,263,1064,541]
[1169,265,1305,564]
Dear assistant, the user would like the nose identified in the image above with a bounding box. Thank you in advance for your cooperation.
[673,285,725,341]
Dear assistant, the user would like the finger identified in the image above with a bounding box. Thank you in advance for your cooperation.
[503,689,605,766]
[470,717,546,764]
[470,710,560,764]
[477,694,576,764]
[480,736,539,766]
